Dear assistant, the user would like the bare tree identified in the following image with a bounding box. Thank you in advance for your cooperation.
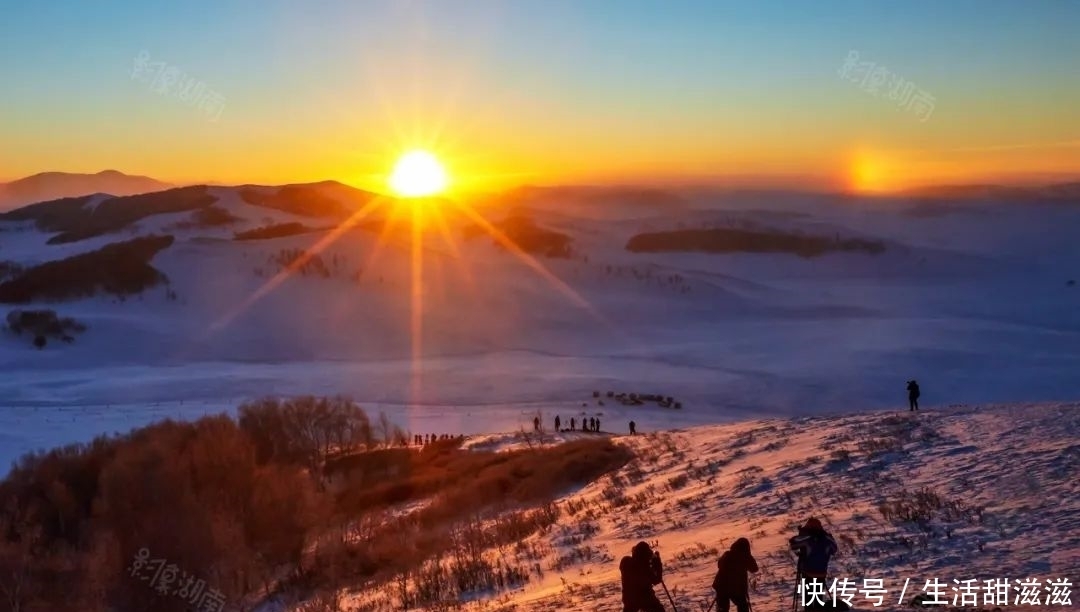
[377,412,394,448]
[0,512,40,612]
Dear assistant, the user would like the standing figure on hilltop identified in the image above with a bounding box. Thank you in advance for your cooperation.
[620,541,665,612]
[789,518,840,610]
[711,537,758,612]
[596,417,601,432]
[570,417,576,431]
[906,379,921,412]
[629,420,637,435]
[555,415,561,431]
[533,416,541,432]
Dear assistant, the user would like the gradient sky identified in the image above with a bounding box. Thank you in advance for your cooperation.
[1,0,1079,193]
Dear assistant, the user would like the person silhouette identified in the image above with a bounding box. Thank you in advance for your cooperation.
[629,420,637,435]
[906,380,921,411]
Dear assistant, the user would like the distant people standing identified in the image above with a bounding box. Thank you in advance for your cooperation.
[588,417,595,432]
[533,416,541,432]
[555,415,562,431]
[570,417,576,431]
[629,420,637,435]
[596,417,601,432]
[907,380,921,411]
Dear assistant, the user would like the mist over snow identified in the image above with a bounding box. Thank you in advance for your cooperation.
[1,185,1080,468]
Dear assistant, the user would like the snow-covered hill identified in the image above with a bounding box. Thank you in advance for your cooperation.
[1,185,1080,470]
[331,402,1078,612]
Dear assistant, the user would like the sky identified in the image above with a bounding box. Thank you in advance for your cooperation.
[1,0,1079,193]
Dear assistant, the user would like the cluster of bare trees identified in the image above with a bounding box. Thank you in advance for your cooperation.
[250,249,360,283]
[5,308,86,348]
[238,396,382,473]
[579,263,692,294]
[0,396,415,612]
[602,390,682,409]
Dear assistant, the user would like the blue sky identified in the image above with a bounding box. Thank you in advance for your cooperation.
[1,1,1078,189]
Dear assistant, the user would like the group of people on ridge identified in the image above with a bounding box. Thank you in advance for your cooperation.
[620,518,840,612]
[553,415,602,432]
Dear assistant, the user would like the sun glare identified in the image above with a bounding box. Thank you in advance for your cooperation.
[849,151,895,194]
[389,150,448,198]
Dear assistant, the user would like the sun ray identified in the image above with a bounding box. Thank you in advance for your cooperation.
[446,198,609,324]
[428,202,475,290]
[409,202,424,410]
[203,195,391,337]
[361,198,408,276]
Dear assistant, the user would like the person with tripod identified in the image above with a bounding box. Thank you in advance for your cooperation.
[788,518,839,610]
[906,380,921,411]
[711,537,758,612]
[620,541,666,612]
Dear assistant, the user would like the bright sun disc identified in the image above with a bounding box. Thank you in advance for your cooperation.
[389,150,448,197]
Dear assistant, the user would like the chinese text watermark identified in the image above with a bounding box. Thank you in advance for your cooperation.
[131,50,225,121]
[128,547,227,612]
[838,50,935,122]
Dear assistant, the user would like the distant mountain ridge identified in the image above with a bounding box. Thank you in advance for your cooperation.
[0,170,172,211]
[900,181,1080,203]
[0,181,386,245]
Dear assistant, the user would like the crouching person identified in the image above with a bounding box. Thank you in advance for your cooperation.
[620,541,665,612]
[712,537,758,612]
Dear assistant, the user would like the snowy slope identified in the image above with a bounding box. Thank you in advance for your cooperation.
[337,402,1079,612]
[1,188,1080,470]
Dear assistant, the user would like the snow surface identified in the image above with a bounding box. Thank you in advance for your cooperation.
[1,190,1079,471]
[297,403,1080,612]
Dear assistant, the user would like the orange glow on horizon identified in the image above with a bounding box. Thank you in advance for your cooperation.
[848,151,898,194]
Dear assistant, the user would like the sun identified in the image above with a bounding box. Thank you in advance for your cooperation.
[389,150,448,197]
[849,150,895,194]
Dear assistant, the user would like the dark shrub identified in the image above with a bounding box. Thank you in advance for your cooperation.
[172,205,240,229]
[6,309,87,346]
[497,215,573,258]
[238,183,380,219]
[233,222,315,241]
[240,187,344,218]
[625,228,885,257]
[0,235,174,303]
